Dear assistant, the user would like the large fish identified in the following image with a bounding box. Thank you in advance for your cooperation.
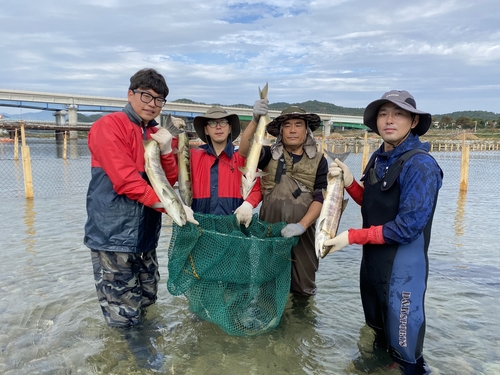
[239,83,271,199]
[177,131,192,206]
[160,113,185,136]
[144,137,187,227]
[315,151,350,258]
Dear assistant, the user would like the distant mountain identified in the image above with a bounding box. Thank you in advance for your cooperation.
[434,110,499,121]
[1,110,56,121]
[172,99,365,116]
[3,102,497,123]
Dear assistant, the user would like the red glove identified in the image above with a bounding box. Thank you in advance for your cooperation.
[348,225,385,245]
[138,186,164,213]
[345,180,364,206]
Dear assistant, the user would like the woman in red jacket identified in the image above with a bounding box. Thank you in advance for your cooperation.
[190,106,262,225]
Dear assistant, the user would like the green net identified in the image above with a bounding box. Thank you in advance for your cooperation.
[167,212,298,336]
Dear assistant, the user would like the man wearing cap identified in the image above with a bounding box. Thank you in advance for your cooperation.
[324,90,442,373]
[239,102,328,297]
[190,106,262,224]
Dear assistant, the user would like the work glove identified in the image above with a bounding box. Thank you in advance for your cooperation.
[183,205,199,225]
[322,230,350,256]
[234,201,253,228]
[329,158,354,188]
[171,116,186,130]
[151,202,199,225]
[323,226,385,256]
[252,99,269,123]
[150,127,173,155]
[281,223,306,238]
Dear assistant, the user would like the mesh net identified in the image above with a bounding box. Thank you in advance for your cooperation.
[167,212,298,336]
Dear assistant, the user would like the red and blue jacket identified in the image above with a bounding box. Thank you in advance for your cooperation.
[190,142,262,215]
[84,107,177,253]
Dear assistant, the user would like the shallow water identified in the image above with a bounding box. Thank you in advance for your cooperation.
[0,150,499,374]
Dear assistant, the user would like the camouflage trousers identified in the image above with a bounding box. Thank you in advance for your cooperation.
[91,249,160,328]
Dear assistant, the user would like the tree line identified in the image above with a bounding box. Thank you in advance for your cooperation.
[76,98,498,129]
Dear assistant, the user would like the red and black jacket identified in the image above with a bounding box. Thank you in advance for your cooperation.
[190,142,262,215]
[84,110,177,253]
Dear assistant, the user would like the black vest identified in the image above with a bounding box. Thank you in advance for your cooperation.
[360,149,437,260]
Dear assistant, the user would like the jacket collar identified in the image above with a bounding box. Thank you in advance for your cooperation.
[122,103,159,128]
[200,140,235,158]
[374,133,429,161]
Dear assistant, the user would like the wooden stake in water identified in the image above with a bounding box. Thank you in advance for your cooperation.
[63,131,67,160]
[14,128,19,161]
[459,132,469,192]
[361,131,369,172]
[20,122,34,198]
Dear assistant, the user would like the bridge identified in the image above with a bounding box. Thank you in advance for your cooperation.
[0,88,366,131]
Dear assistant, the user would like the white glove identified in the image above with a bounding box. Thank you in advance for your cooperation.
[234,201,253,228]
[329,158,354,188]
[171,116,186,130]
[322,230,350,255]
[183,205,199,225]
[252,99,269,123]
[150,127,173,155]
[281,223,306,238]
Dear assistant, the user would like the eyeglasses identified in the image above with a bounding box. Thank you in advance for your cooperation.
[206,119,229,128]
[132,89,166,108]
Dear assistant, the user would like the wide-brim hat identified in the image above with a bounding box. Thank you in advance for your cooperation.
[363,90,432,136]
[193,106,240,143]
[266,106,321,137]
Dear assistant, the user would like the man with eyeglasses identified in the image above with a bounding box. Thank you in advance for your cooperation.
[84,68,196,328]
[189,106,262,225]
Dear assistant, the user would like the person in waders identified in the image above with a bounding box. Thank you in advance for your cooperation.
[324,90,443,374]
[239,102,328,297]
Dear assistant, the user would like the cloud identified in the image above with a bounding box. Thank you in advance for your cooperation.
[0,0,499,114]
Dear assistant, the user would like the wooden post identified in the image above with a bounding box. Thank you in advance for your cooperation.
[362,131,369,172]
[14,128,19,161]
[459,132,469,192]
[63,131,68,160]
[20,122,34,198]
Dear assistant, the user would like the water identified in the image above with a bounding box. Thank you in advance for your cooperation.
[1,146,500,374]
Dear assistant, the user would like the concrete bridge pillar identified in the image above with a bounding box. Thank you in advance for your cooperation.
[53,110,67,158]
[324,120,331,137]
[67,105,78,139]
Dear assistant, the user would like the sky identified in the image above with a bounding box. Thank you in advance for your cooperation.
[0,0,499,116]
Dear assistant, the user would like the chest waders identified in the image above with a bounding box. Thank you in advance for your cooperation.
[260,153,321,296]
[360,149,437,367]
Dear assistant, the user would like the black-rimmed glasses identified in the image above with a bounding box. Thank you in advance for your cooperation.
[132,89,166,108]
[206,119,229,128]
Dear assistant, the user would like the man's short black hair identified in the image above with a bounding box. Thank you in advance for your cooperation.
[129,68,169,98]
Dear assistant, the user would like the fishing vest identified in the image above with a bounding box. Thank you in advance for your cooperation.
[261,150,322,192]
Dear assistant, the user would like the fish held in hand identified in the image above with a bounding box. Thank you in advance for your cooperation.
[144,139,187,226]
[239,83,271,199]
[316,152,350,258]
[177,131,192,206]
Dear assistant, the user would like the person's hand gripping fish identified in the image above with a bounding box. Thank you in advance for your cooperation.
[322,158,384,256]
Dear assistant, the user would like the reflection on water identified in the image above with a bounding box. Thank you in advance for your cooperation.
[454,190,467,238]
[23,198,37,265]
[1,153,500,374]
